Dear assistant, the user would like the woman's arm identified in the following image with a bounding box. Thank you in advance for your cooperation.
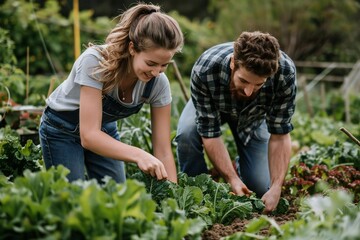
[79,85,168,180]
[151,104,178,183]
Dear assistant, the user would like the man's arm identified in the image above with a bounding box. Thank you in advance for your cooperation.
[261,133,291,212]
[202,136,252,196]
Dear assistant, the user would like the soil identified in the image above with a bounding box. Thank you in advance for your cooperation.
[202,163,359,239]
[201,199,299,239]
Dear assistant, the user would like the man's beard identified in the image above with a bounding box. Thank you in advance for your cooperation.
[230,89,257,101]
[229,83,257,101]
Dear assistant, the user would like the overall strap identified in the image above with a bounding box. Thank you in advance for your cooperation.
[141,77,156,100]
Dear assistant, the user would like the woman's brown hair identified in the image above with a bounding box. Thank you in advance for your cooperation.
[92,3,184,94]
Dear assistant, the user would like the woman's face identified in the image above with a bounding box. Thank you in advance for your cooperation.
[129,43,176,82]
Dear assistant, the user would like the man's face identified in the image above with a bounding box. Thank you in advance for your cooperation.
[229,57,267,101]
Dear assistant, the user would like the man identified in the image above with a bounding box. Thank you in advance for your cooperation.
[175,31,296,212]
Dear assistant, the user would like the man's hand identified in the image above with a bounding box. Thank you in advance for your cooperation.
[264,133,292,213]
[229,178,252,196]
[201,137,253,196]
[261,185,282,213]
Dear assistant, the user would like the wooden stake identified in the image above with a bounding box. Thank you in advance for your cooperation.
[73,0,80,59]
[320,82,326,112]
[47,77,55,98]
[170,60,189,101]
[340,127,360,147]
[299,76,313,117]
[26,46,29,105]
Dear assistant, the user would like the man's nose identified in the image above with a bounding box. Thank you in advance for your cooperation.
[244,84,254,96]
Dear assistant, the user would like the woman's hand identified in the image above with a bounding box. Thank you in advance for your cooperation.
[136,155,168,180]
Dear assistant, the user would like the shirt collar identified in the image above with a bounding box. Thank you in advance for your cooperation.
[219,53,233,86]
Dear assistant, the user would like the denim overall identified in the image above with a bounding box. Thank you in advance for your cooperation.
[39,78,155,183]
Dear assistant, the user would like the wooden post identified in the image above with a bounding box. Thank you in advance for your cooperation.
[300,76,313,117]
[344,94,350,123]
[170,60,189,101]
[320,82,326,112]
[26,47,30,105]
[341,60,360,123]
[47,77,55,98]
[73,0,80,59]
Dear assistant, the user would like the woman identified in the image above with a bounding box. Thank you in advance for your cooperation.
[39,3,183,183]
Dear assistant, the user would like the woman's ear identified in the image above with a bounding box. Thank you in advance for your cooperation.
[128,41,135,56]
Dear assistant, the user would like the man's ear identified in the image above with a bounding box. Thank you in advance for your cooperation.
[230,55,235,70]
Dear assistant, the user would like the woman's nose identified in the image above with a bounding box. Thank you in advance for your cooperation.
[151,67,162,76]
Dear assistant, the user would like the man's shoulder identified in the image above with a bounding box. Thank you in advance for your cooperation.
[278,51,296,75]
[201,42,234,59]
[193,42,233,73]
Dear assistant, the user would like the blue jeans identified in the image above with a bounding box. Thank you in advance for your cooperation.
[175,99,270,196]
[39,107,126,183]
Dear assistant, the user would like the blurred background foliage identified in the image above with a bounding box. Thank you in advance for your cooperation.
[0,0,359,122]
[209,0,360,62]
[0,0,359,177]
[1,0,359,75]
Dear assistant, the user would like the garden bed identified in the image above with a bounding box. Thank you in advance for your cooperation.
[202,196,299,239]
[0,116,359,239]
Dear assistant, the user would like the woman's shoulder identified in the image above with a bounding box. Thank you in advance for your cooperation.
[74,45,104,70]
[81,45,104,59]
[154,73,170,87]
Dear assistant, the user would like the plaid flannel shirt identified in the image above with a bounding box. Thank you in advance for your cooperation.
[190,42,297,145]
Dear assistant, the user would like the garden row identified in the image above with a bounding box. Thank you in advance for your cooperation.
[0,118,359,239]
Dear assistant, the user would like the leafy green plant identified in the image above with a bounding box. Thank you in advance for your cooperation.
[119,100,184,178]
[325,91,360,125]
[118,107,152,152]
[224,189,359,240]
[0,0,113,75]
[0,129,42,181]
[292,141,359,169]
[0,28,17,65]
[156,198,206,240]
[0,64,26,105]
[291,113,359,148]
[132,171,289,227]
[0,166,206,239]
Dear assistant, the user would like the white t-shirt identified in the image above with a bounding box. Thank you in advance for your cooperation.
[46,46,172,111]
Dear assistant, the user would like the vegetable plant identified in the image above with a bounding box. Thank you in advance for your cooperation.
[0,127,42,181]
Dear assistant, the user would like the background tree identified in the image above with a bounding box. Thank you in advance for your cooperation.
[1,0,359,80]
[209,0,360,62]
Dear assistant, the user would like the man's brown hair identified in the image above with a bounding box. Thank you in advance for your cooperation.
[233,31,280,77]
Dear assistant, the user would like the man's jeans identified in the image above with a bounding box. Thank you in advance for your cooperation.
[39,107,126,183]
[175,99,270,196]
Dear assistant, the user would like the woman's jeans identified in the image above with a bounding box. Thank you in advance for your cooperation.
[39,107,126,183]
[175,99,270,196]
